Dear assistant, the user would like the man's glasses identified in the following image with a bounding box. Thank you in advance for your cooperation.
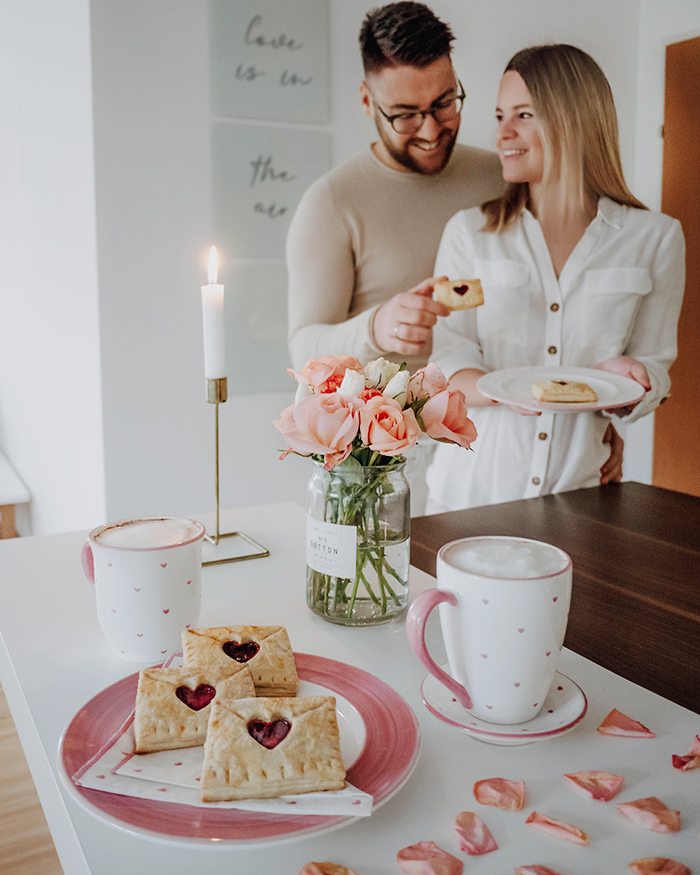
[371,81,466,135]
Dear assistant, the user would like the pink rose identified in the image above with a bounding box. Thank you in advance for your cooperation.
[288,355,363,393]
[421,390,477,449]
[407,363,448,401]
[359,395,422,456]
[274,394,361,469]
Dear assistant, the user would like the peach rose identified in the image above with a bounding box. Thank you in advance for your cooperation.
[288,355,363,393]
[274,394,361,469]
[421,390,477,449]
[407,363,448,402]
[359,395,422,456]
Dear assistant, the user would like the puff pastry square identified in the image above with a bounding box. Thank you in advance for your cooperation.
[434,278,484,310]
[532,379,598,403]
[182,625,299,696]
[133,665,255,753]
[200,695,346,802]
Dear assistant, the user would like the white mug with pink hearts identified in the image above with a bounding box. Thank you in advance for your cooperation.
[407,536,572,725]
[81,516,205,662]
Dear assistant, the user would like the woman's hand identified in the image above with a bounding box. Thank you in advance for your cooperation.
[599,423,624,484]
[372,277,450,355]
[593,356,650,416]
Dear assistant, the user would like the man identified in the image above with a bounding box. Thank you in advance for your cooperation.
[286,1,504,375]
[285,2,623,507]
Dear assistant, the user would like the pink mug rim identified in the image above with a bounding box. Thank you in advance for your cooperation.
[437,535,572,581]
[87,516,206,552]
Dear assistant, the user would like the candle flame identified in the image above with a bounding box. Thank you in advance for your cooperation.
[207,246,218,285]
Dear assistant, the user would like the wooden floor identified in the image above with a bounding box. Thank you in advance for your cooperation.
[0,682,64,875]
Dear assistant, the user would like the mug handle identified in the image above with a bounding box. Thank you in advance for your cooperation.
[406,588,473,711]
[81,540,95,588]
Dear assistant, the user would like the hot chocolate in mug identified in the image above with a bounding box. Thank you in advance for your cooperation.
[81,516,205,662]
[407,536,572,724]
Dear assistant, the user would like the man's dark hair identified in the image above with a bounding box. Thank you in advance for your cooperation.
[359,2,455,74]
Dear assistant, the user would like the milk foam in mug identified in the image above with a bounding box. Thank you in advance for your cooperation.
[82,516,206,662]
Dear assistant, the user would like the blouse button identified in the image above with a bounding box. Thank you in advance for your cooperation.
[538,432,548,440]
[550,303,560,312]
[548,346,558,355]
[532,477,541,486]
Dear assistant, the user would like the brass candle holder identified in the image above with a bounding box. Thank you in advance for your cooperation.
[202,376,269,566]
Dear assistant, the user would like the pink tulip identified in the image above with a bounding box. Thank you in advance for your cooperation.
[421,390,477,449]
[288,355,363,393]
[274,394,361,469]
[359,395,422,456]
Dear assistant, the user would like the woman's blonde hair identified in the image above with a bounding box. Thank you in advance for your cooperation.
[482,44,646,232]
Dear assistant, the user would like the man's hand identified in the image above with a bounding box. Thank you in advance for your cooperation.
[372,277,450,355]
[599,422,624,484]
[593,356,650,416]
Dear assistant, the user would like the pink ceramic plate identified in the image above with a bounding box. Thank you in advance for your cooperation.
[58,653,420,846]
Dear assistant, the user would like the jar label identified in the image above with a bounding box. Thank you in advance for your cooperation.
[306,515,357,579]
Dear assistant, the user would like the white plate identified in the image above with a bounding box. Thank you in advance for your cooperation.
[477,366,645,413]
[421,668,587,745]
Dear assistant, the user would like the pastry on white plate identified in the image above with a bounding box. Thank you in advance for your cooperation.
[181,625,299,696]
[200,695,346,801]
[133,664,255,753]
[532,379,598,403]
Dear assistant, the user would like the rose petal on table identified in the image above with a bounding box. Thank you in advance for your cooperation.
[299,865,360,875]
[597,708,656,737]
[672,734,700,769]
[563,770,625,801]
[397,841,464,875]
[616,797,681,832]
[515,867,565,875]
[525,811,590,845]
[628,858,691,875]
[473,777,526,810]
[454,811,498,855]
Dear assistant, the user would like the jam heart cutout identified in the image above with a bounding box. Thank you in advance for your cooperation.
[517,628,525,633]
[482,598,489,604]
[176,683,216,711]
[160,563,167,568]
[553,596,558,602]
[248,719,291,749]
[162,608,170,614]
[222,640,260,663]
[514,682,521,687]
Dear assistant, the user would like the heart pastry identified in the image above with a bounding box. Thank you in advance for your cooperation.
[133,665,255,753]
[182,625,298,696]
[201,696,345,802]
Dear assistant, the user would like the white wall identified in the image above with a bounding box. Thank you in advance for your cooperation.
[3,0,670,535]
[0,0,105,535]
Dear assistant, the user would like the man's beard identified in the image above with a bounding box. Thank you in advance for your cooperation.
[375,121,458,175]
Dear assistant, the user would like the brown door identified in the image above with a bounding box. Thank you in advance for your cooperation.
[652,35,700,496]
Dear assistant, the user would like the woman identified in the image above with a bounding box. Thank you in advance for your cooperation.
[426,44,685,513]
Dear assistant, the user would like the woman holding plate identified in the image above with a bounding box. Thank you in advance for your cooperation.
[426,43,685,513]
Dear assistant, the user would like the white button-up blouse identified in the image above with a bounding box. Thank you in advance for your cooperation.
[427,197,685,512]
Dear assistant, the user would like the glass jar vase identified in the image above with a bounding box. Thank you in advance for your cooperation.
[306,458,410,626]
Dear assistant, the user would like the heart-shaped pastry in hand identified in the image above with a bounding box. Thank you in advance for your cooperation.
[222,640,260,663]
[248,718,291,749]
[176,683,217,711]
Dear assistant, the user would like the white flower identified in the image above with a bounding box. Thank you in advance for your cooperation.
[294,380,313,405]
[338,368,366,397]
[383,369,410,408]
[363,357,401,390]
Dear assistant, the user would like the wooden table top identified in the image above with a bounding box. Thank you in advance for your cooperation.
[410,481,700,715]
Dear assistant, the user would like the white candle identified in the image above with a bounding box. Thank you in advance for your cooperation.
[200,246,226,379]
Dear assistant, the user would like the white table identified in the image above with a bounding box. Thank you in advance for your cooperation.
[1,502,699,874]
